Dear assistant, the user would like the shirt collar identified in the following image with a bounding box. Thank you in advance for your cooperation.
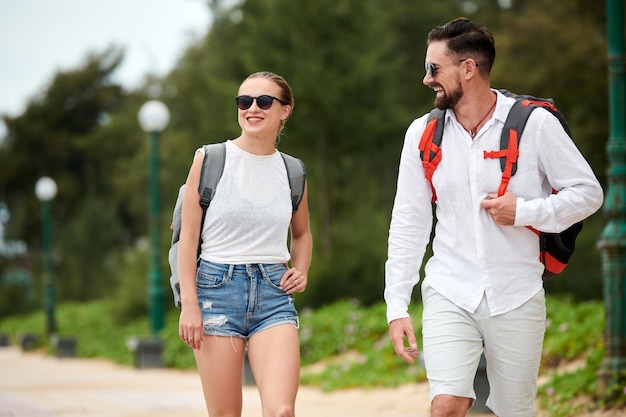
[442,88,517,127]
[493,89,516,125]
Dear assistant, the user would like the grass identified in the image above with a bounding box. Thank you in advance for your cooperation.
[1,295,624,416]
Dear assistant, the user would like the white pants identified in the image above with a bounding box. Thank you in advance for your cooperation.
[421,282,546,417]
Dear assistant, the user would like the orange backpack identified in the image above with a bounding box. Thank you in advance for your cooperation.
[418,89,582,280]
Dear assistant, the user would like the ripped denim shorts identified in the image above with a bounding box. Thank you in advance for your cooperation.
[195,260,299,339]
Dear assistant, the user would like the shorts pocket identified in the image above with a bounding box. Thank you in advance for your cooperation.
[261,264,287,291]
[196,263,230,289]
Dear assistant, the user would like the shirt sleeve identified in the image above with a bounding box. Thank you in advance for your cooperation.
[384,117,435,323]
[514,109,604,232]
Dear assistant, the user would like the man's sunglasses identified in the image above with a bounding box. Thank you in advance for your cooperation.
[235,95,287,110]
[424,58,478,77]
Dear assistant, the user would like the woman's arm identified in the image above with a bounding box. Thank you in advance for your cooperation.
[178,150,205,349]
[281,182,312,294]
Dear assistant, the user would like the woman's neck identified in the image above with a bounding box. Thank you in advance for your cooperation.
[232,135,276,155]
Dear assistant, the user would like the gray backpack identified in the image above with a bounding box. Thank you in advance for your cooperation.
[168,142,306,308]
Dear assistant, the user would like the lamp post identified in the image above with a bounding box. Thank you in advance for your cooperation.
[35,176,57,337]
[598,0,626,394]
[138,100,169,336]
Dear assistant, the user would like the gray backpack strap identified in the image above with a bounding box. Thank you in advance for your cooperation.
[280,152,306,212]
[199,142,227,209]
[196,142,226,259]
[170,185,186,245]
[168,142,226,309]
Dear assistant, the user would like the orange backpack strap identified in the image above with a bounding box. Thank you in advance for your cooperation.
[418,109,446,202]
[490,90,573,195]
[483,99,535,196]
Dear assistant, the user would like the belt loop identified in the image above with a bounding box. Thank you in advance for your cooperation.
[227,264,235,279]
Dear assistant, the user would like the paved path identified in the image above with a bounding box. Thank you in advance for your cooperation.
[0,346,499,417]
[0,346,440,417]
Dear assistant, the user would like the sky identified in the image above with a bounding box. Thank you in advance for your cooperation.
[0,0,212,126]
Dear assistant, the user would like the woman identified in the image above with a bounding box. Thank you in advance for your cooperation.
[177,71,312,417]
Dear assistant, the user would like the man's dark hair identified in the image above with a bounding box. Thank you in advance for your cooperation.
[427,17,496,74]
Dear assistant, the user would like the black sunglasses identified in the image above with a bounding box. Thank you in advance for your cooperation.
[235,95,287,110]
[425,58,478,77]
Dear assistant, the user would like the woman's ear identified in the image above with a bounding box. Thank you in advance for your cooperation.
[282,105,292,121]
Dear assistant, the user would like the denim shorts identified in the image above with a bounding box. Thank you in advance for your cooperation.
[195,260,299,339]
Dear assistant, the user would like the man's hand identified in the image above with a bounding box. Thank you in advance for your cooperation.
[480,191,517,225]
[389,317,419,364]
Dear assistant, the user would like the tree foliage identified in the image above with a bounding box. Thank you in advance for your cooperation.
[0,47,134,307]
[0,0,611,318]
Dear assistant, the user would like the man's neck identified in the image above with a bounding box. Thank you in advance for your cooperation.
[454,88,497,136]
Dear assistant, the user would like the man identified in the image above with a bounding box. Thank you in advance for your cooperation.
[384,17,603,417]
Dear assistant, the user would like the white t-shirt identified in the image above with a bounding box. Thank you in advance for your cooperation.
[198,140,292,264]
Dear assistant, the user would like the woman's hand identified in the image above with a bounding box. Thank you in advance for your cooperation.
[280,267,307,294]
[179,306,203,350]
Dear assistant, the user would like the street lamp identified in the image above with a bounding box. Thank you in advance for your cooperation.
[35,176,57,336]
[598,0,626,394]
[138,100,169,336]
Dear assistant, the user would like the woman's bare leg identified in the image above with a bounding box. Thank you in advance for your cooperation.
[248,324,300,417]
[194,335,246,417]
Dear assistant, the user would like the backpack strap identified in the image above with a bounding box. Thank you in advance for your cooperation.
[198,142,227,210]
[170,185,186,246]
[280,152,307,212]
[170,143,225,247]
[196,142,226,259]
[418,109,446,202]
[498,89,572,139]
[482,99,535,196]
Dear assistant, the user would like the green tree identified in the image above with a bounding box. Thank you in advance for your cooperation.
[158,0,610,306]
[0,47,132,301]
[0,0,611,313]
[164,0,446,306]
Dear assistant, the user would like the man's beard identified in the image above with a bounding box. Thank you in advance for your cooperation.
[434,82,463,110]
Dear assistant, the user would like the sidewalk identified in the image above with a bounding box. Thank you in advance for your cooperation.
[0,346,443,417]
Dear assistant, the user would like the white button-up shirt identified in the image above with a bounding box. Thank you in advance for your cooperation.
[385,90,604,322]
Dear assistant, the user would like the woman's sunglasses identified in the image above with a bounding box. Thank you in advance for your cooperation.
[235,95,287,110]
